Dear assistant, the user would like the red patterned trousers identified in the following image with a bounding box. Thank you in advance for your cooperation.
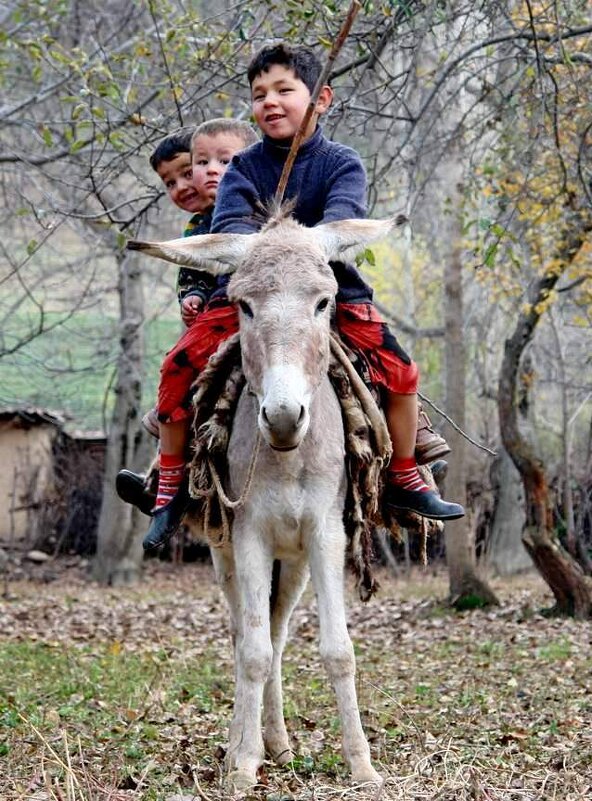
[157,299,418,423]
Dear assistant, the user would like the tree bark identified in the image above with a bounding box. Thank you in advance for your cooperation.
[443,201,498,608]
[498,213,592,618]
[92,251,147,586]
[487,448,531,575]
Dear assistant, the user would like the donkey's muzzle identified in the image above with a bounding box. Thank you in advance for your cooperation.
[259,400,309,450]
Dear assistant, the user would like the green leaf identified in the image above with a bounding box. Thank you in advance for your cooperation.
[364,247,376,266]
[69,139,86,154]
[483,243,498,268]
[71,103,86,120]
[27,239,38,256]
[41,127,53,147]
[116,232,126,250]
[49,48,71,65]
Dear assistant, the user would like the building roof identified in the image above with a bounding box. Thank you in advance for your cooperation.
[0,406,66,428]
[0,406,106,441]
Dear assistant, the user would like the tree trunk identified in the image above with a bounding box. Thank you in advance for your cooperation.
[443,187,498,608]
[487,448,531,575]
[498,214,592,618]
[92,251,147,586]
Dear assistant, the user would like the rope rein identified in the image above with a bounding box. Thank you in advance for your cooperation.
[208,430,261,510]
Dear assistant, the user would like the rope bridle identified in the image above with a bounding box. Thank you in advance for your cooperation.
[192,428,262,548]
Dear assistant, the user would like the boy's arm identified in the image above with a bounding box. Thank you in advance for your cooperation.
[320,148,367,224]
[211,161,262,235]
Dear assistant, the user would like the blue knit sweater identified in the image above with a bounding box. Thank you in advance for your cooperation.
[211,126,373,303]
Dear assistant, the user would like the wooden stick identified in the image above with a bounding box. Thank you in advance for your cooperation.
[274,0,362,206]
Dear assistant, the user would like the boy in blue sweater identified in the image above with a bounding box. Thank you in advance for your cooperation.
[210,44,463,525]
[143,43,463,549]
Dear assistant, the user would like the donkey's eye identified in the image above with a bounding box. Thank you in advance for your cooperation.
[239,300,254,319]
[315,297,330,316]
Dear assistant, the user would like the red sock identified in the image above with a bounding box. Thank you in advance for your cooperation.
[388,456,429,492]
[154,454,185,509]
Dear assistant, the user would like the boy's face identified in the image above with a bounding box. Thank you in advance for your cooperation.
[157,152,207,214]
[251,64,332,141]
[191,132,247,204]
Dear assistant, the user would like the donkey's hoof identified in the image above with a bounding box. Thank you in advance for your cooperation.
[352,765,382,785]
[270,746,295,766]
[226,769,258,792]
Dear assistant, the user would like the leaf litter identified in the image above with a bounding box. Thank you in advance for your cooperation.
[0,560,590,800]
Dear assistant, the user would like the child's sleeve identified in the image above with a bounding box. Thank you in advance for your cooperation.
[211,161,261,235]
[176,268,217,306]
[320,148,367,223]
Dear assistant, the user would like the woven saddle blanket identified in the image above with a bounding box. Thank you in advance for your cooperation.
[187,332,441,601]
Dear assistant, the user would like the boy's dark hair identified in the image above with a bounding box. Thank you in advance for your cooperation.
[149,126,195,172]
[191,118,259,150]
[247,43,323,95]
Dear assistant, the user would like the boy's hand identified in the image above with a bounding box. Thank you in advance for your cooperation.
[181,295,203,326]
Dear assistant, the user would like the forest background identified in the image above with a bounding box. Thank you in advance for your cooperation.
[1,0,591,606]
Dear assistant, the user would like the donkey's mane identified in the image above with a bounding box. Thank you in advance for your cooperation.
[253,198,298,231]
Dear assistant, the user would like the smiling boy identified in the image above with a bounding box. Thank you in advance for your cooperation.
[116,119,258,519]
[211,43,463,524]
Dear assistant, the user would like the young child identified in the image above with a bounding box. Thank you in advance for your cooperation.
[142,44,463,551]
[211,43,464,522]
[116,119,258,517]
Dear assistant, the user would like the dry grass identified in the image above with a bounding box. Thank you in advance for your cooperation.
[0,561,590,800]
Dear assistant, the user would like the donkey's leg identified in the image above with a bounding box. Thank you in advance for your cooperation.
[210,546,241,645]
[263,558,309,765]
[309,518,380,784]
[226,528,274,790]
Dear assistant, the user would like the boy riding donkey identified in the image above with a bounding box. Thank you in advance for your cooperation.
[134,43,463,552]
[116,118,258,513]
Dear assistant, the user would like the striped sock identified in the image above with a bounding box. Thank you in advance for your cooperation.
[154,454,185,509]
[388,456,429,493]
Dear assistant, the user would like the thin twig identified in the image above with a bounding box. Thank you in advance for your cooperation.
[274,1,361,206]
[18,712,84,793]
[418,391,497,457]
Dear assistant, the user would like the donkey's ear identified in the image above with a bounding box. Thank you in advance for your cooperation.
[126,232,254,274]
[312,214,408,262]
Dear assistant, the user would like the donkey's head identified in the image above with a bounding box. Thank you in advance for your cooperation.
[128,213,405,450]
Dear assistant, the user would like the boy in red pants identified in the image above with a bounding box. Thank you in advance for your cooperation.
[116,119,258,516]
[142,44,462,551]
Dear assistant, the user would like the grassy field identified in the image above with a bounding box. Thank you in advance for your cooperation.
[0,312,180,431]
[0,562,590,801]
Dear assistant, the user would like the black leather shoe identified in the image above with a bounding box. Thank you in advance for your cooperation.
[386,485,464,521]
[142,482,189,551]
[116,469,155,517]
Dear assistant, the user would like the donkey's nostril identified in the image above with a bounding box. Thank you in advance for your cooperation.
[297,405,306,426]
[261,406,270,425]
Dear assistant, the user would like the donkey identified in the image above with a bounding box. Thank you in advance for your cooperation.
[128,213,401,790]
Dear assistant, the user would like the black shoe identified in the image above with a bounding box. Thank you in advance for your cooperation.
[116,469,155,517]
[142,483,189,551]
[386,485,464,521]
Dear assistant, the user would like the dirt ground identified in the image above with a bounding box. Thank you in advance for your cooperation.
[0,557,590,800]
